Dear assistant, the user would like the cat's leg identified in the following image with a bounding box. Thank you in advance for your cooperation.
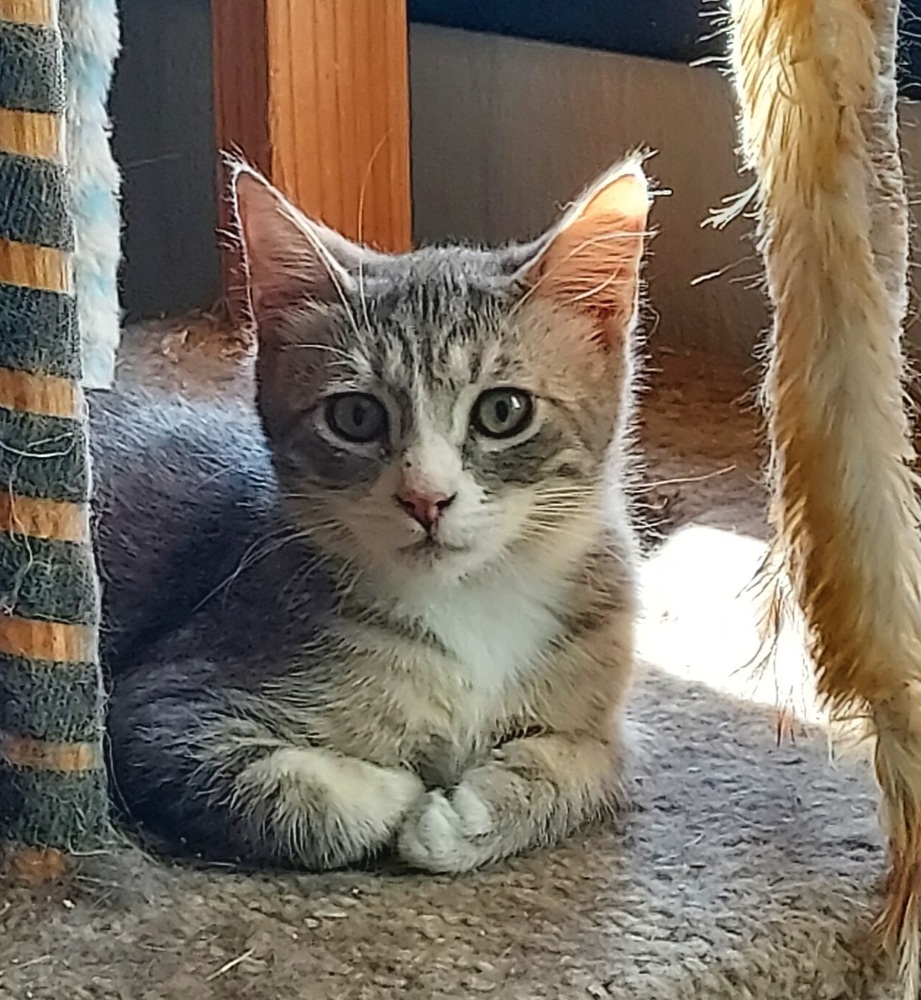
[231,743,424,867]
[397,733,623,873]
[110,683,423,869]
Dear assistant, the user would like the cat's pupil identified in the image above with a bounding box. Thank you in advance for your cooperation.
[472,388,534,439]
[327,393,387,443]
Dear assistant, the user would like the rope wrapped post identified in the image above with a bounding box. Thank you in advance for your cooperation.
[728,0,921,993]
[0,0,106,882]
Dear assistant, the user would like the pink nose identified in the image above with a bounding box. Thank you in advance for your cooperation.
[395,489,456,531]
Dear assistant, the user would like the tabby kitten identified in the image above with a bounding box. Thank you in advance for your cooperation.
[97,157,650,872]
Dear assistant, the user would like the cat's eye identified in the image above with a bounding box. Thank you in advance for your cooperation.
[471,388,535,440]
[325,393,388,444]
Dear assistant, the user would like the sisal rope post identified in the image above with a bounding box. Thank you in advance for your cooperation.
[728,0,921,994]
[0,0,106,883]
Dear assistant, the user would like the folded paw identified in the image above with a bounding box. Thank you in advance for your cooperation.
[235,747,424,867]
[397,783,497,873]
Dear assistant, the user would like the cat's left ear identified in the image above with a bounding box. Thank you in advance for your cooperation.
[230,159,380,327]
[517,158,651,347]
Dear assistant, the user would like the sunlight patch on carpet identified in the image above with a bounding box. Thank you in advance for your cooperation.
[637,523,824,726]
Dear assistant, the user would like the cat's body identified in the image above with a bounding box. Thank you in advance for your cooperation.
[99,161,650,872]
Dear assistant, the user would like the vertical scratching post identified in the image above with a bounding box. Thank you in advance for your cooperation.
[0,0,106,882]
[729,0,921,994]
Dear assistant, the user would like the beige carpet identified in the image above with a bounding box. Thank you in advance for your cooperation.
[0,324,899,999]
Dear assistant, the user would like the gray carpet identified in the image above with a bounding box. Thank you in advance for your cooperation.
[0,666,894,999]
[0,332,898,999]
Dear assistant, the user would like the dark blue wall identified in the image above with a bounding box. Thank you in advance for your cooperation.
[408,1,717,64]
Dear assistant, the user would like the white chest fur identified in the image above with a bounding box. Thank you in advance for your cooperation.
[395,566,569,692]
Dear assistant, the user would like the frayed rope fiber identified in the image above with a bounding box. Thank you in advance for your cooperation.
[0,654,101,744]
[0,154,71,250]
[0,408,89,502]
[0,21,64,114]
[0,286,80,377]
[0,534,98,624]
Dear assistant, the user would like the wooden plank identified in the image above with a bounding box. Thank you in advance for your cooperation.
[0,614,95,663]
[2,735,100,773]
[0,367,78,419]
[0,0,52,27]
[0,494,88,542]
[0,237,71,294]
[211,0,413,319]
[1,847,69,884]
[210,0,270,176]
[267,0,412,251]
[211,0,271,320]
[0,108,61,161]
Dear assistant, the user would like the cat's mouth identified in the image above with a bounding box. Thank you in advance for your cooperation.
[398,536,470,557]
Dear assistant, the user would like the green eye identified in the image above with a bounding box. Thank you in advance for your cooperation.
[326,393,388,443]
[471,388,535,439]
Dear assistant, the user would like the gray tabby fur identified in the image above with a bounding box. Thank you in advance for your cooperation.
[95,157,651,872]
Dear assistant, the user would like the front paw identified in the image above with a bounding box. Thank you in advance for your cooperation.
[235,748,424,867]
[397,784,497,873]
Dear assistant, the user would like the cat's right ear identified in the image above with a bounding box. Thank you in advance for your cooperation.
[514,157,651,349]
[231,162,369,325]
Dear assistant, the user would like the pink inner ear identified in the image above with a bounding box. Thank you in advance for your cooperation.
[233,167,352,320]
[532,171,650,341]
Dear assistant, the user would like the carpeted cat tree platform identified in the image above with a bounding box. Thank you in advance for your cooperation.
[2,0,921,995]
[0,0,119,880]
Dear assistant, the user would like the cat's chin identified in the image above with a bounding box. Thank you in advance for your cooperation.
[385,539,492,589]
[397,537,471,557]
[395,542,476,579]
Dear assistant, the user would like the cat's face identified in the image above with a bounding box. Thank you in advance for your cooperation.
[234,162,650,591]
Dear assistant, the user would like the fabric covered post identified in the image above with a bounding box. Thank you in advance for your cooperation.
[728,0,921,995]
[0,0,106,881]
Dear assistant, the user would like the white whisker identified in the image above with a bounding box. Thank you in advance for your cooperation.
[356,132,389,334]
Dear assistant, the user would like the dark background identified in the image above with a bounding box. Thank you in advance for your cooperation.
[110,0,921,320]
[408,0,718,64]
